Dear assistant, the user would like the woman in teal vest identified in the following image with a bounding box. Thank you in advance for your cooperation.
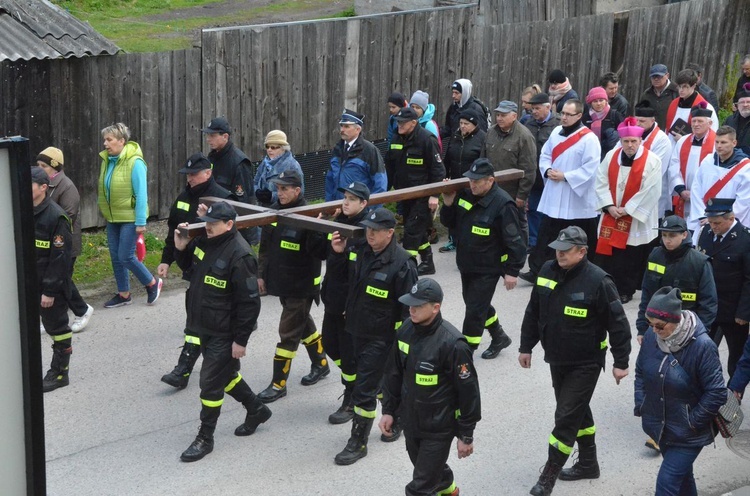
[98,123,162,307]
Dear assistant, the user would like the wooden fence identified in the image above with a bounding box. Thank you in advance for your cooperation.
[477,0,595,23]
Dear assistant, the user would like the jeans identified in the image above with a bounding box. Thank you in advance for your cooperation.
[527,188,542,248]
[106,222,154,292]
[655,445,702,496]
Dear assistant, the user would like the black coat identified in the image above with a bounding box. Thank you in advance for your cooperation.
[443,128,486,179]
[386,125,445,190]
[208,141,255,203]
[34,196,72,298]
[725,112,750,152]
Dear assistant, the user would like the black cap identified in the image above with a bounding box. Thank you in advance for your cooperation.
[656,215,688,233]
[359,208,396,230]
[646,287,682,324]
[704,197,735,217]
[459,108,482,127]
[463,158,495,179]
[179,152,212,174]
[394,107,419,122]
[529,93,551,105]
[398,278,444,306]
[202,117,231,134]
[271,169,303,187]
[197,201,237,222]
[387,92,407,108]
[548,226,588,250]
[690,102,712,118]
[338,181,370,201]
[548,69,566,84]
[30,166,49,186]
[634,100,656,118]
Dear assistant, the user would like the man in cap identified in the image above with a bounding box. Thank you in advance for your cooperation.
[482,100,537,244]
[547,69,579,114]
[634,100,675,219]
[669,103,717,220]
[330,207,418,465]
[697,198,750,379]
[158,152,235,390]
[665,69,719,145]
[441,78,489,139]
[380,278,479,496]
[440,158,526,358]
[173,201,268,462]
[519,226,631,495]
[256,170,328,403]
[594,117,662,303]
[326,109,387,202]
[386,106,446,275]
[639,64,680,130]
[32,166,75,392]
[725,83,750,154]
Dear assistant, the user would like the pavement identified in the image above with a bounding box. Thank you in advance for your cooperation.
[42,249,750,496]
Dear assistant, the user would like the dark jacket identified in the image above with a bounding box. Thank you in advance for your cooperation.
[725,112,750,153]
[637,241,717,335]
[175,228,260,347]
[344,238,418,339]
[554,89,579,114]
[444,128,486,179]
[208,141,255,203]
[326,137,387,201]
[441,97,489,139]
[440,183,526,277]
[382,313,481,440]
[697,221,750,323]
[728,336,750,395]
[47,171,82,257]
[520,257,631,368]
[160,177,234,278]
[640,81,680,130]
[34,196,72,298]
[635,317,725,448]
[481,120,537,200]
[582,106,625,160]
[525,113,561,192]
[386,125,445,190]
[697,81,720,112]
[609,93,630,117]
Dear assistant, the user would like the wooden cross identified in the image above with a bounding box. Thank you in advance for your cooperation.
[177,169,524,239]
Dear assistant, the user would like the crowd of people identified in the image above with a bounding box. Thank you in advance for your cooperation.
[31,55,750,496]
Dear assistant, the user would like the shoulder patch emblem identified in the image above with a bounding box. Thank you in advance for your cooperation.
[458,363,471,380]
[235,185,245,197]
[53,235,64,248]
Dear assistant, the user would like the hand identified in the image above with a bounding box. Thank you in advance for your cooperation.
[196,203,208,217]
[157,263,170,278]
[232,343,246,359]
[135,225,146,234]
[515,198,525,209]
[174,223,189,251]
[671,130,685,140]
[378,414,394,437]
[732,390,742,402]
[428,196,439,212]
[736,318,748,325]
[41,295,54,308]
[518,353,532,368]
[699,217,709,226]
[547,169,565,182]
[637,335,644,346]
[616,206,626,217]
[457,439,474,459]
[607,206,621,219]
[503,275,517,290]
[442,189,456,206]
[257,278,266,295]
[680,190,690,202]
[613,367,629,385]
[330,231,346,253]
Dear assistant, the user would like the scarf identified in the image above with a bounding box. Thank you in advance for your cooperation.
[549,79,572,103]
[589,105,610,139]
[656,311,696,353]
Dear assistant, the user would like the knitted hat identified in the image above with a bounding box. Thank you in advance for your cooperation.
[690,101,712,118]
[586,86,608,104]
[548,69,567,84]
[451,81,463,93]
[36,147,64,169]
[387,92,408,108]
[617,117,644,138]
[634,100,656,118]
[736,83,750,100]
[264,130,289,147]
[409,90,430,111]
[646,287,682,324]
[459,108,482,127]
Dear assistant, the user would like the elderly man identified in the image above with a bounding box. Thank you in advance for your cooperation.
[726,83,750,153]
[639,64,680,130]
[482,100,537,244]
[666,69,719,145]
[326,109,387,201]
[594,117,662,303]
[634,100,674,218]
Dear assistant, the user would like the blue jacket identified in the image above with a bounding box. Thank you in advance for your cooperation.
[387,115,399,144]
[635,316,726,448]
[326,137,387,201]
[728,337,750,395]
[253,151,303,204]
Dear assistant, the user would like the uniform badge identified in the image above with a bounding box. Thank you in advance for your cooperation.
[434,153,443,164]
[349,182,355,188]
[53,235,64,248]
[411,283,419,294]
[458,363,471,380]
[707,199,713,206]
[662,219,668,227]
[370,212,377,220]
[235,185,245,197]
[187,160,192,168]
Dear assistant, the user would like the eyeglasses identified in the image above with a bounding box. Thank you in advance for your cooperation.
[560,111,581,117]
[649,321,669,330]
[265,145,281,150]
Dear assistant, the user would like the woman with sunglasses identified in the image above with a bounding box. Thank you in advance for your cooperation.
[253,130,304,207]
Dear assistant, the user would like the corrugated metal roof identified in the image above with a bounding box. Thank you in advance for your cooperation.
[0,0,119,61]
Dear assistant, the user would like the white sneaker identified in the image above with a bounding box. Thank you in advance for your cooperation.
[71,304,94,333]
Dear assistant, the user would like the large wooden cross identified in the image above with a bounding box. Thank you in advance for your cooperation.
[177,169,524,239]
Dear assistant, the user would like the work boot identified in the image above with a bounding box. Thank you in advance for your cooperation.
[481,324,512,360]
[559,443,600,481]
[235,399,272,436]
[329,385,354,425]
[42,343,72,393]
[417,249,436,275]
[180,426,214,462]
[161,342,201,389]
[301,335,330,386]
[529,459,564,496]
[381,416,401,442]
[334,414,374,465]
[258,355,291,403]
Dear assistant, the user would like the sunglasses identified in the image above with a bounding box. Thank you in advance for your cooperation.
[265,145,281,150]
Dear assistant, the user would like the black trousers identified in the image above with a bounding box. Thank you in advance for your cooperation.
[276,296,317,356]
[594,244,651,297]
[402,198,431,255]
[460,271,501,349]
[529,215,598,275]
[66,256,88,317]
[199,334,257,432]
[322,311,356,387]
[548,363,601,457]
[350,335,393,418]
[710,321,750,379]
[41,292,72,346]
[405,435,455,496]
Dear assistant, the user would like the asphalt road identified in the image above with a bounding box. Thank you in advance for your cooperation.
[42,251,750,496]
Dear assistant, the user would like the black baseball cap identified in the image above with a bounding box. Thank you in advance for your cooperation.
[398,278,444,306]
[394,107,419,122]
[548,226,588,250]
[30,166,50,186]
[463,158,495,179]
[359,208,396,230]
[656,215,688,233]
[202,117,231,134]
[704,198,735,217]
[198,201,237,222]
[338,181,370,201]
[271,169,303,187]
[178,152,212,174]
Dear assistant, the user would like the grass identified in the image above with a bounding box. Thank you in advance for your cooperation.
[75,230,165,286]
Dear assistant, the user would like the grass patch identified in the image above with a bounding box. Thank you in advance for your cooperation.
[74,230,165,285]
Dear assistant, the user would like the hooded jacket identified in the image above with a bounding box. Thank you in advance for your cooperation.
[441,79,489,138]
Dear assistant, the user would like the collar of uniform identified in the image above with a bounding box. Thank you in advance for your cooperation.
[33,195,52,216]
[275,195,306,210]
[202,226,237,248]
[413,312,443,335]
[552,255,589,280]
[367,236,399,262]
[187,177,214,198]
[335,207,369,226]
[473,183,500,207]
[209,140,234,162]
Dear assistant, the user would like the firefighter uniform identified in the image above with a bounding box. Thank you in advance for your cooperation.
[520,226,631,494]
[160,153,235,389]
[382,279,480,496]
[174,202,267,462]
[440,158,526,358]
[33,166,74,393]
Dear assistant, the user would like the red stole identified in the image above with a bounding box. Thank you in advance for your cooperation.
[673,129,716,217]
[596,149,648,256]
[642,125,660,150]
[551,127,592,163]
[666,92,707,135]
[703,158,750,204]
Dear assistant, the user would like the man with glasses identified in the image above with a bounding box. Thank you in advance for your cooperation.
[639,64,679,130]
[726,83,750,154]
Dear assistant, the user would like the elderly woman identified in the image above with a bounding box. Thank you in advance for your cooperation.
[519,84,542,125]
[98,123,161,308]
[635,287,726,496]
[253,130,303,207]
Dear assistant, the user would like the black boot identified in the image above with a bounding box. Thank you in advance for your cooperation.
[530,449,567,496]
[481,324,512,360]
[329,385,354,425]
[559,442,600,481]
[161,342,201,389]
[180,426,214,462]
[301,335,330,386]
[417,248,436,275]
[258,355,290,403]
[334,414,374,465]
[235,398,272,436]
[42,344,71,393]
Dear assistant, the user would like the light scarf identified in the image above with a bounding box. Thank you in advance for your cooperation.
[656,311,696,354]
[549,79,572,103]
[589,104,610,139]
